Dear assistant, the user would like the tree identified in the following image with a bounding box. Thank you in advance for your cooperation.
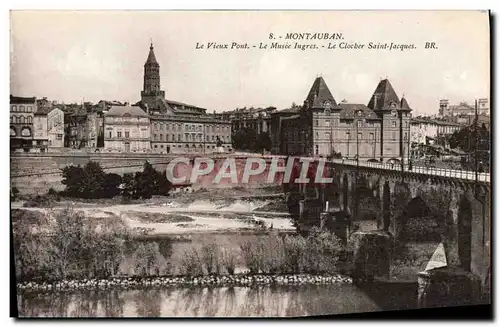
[102,173,122,198]
[80,161,106,198]
[255,132,272,152]
[61,165,85,197]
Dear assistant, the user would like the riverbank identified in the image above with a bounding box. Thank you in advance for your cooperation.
[17,273,353,293]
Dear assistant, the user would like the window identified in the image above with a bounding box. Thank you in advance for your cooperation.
[316,132,319,139]
[117,131,122,138]
[178,135,181,141]
[358,132,362,140]
[392,132,396,140]
[57,134,63,140]
[392,121,396,128]
[27,106,33,112]
[125,131,130,138]
[325,120,330,127]
[326,132,331,139]
[172,134,175,141]
[27,116,32,124]
[315,120,319,127]
[10,116,13,123]
[109,131,112,138]
[20,106,25,112]
[154,134,158,140]
[315,145,319,155]
[346,131,350,139]
[167,134,170,141]
[20,116,25,124]
[404,133,408,140]
[12,105,17,112]
[154,145,158,148]
[370,132,374,140]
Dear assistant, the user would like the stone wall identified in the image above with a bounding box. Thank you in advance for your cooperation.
[10,153,287,195]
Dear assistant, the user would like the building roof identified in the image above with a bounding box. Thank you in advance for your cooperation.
[337,103,380,120]
[34,107,61,115]
[10,95,36,104]
[304,77,337,109]
[145,43,158,65]
[401,97,411,110]
[106,105,149,117]
[367,79,401,111]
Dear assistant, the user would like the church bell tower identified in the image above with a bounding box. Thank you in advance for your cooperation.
[141,42,165,110]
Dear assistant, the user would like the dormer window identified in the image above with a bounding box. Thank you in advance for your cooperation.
[390,101,397,109]
[356,110,363,117]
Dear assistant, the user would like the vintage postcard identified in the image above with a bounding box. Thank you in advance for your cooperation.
[10,10,491,318]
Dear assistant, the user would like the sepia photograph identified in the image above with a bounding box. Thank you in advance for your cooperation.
[9,10,491,318]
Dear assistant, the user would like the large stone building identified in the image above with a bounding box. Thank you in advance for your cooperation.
[439,98,489,117]
[278,77,412,162]
[410,118,463,146]
[103,105,151,152]
[10,95,37,150]
[136,43,232,153]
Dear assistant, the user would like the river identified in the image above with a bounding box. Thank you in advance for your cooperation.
[17,283,404,317]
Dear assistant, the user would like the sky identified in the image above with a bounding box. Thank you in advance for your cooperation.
[10,10,490,115]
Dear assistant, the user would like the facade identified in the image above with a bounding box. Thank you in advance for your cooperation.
[10,95,37,150]
[33,112,48,151]
[137,43,232,153]
[47,108,65,148]
[410,118,462,146]
[103,105,151,152]
[33,108,65,151]
[86,111,104,148]
[278,77,412,162]
[224,106,276,135]
[439,98,489,117]
[64,112,88,148]
[270,107,301,154]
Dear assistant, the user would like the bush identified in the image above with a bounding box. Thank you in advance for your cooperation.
[134,242,163,276]
[238,230,343,275]
[11,187,19,201]
[179,248,204,276]
[12,207,136,281]
[200,243,220,275]
[220,248,238,274]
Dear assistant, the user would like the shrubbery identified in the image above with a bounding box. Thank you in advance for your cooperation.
[12,207,167,282]
[60,161,171,199]
[178,228,344,276]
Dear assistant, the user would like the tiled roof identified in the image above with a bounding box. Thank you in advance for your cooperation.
[304,77,337,108]
[367,79,400,111]
[34,107,59,115]
[145,44,158,65]
[10,95,36,104]
[337,103,380,120]
[400,97,411,111]
[106,105,149,117]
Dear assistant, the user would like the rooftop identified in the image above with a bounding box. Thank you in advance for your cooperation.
[106,105,149,117]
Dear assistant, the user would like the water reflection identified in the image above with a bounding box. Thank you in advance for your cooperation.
[18,284,382,317]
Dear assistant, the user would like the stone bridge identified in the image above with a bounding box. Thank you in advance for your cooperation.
[287,157,490,308]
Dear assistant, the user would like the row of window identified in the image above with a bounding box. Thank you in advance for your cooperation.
[314,119,408,128]
[11,116,32,124]
[11,105,34,113]
[153,144,232,149]
[107,131,149,139]
[153,134,229,142]
[152,123,230,133]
